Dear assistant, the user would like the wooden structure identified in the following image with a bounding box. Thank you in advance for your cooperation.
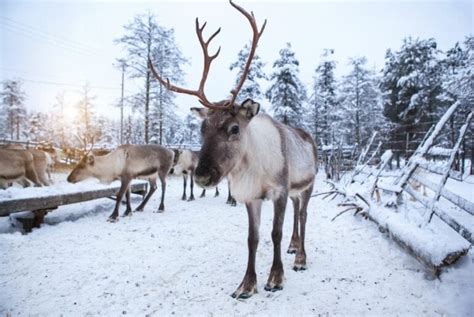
[0,181,148,232]
[376,103,473,243]
[316,102,473,275]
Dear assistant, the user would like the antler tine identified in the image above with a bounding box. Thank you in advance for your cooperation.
[195,18,223,108]
[149,17,230,110]
[228,0,266,105]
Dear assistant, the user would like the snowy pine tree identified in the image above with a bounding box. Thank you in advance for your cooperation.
[380,37,444,155]
[309,49,338,145]
[266,43,306,126]
[229,43,266,102]
[338,57,383,146]
[440,36,473,146]
[183,113,201,146]
[1,79,27,140]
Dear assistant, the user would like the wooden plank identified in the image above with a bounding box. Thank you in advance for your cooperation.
[416,161,464,181]
[404,185,473,244]
[361,211,468,277]
[411,174,474,216]
[0,182,148,217]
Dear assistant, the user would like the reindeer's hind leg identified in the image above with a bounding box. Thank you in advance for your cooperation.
[182,174,187,200]
[200,189,206,198]
[293,183,314,271]
[135,178,157,212]
[108,177,131,222]
[287,197,300,254]
[123,186,132,217]
[25,162,42,187]
[188,170,195,201]
[214,186,219,197]
[264,193,288,292]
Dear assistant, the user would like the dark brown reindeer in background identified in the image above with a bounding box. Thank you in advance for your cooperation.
[150,0,318,299]
[67,144,174,222]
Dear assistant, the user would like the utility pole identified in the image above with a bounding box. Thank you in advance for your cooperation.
[115,59,127,144]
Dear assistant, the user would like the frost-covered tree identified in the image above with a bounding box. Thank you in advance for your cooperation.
[1,79,27,140]
[309,49,338,145]
[229,43,266,102]
[439,36,473,147]
[183,113,201,145]
[380,37,444,155]
[266,43,306,126]
[28,112,49,142]
[51,92,69,147]
[338,57,383,146]
[74,83,98,148]
[116,13,186,144]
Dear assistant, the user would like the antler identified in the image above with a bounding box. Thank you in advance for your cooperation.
[148,0,266,110]
[227,0,266,106]
[148,18,223,109]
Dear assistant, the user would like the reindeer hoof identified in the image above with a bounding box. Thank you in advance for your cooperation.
[187,197,195,201]
[181,196,186,201]
[264,284,283,292]
[107,217,119,223]
[134,208,144,212]
[293,265,307,271]
[231,292,252,299]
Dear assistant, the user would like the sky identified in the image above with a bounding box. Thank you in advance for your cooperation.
[0,0,472,120]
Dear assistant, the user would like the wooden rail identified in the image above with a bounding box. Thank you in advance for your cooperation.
[0,181,148,217]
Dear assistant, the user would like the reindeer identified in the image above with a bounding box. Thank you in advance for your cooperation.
[0,149,42,188]
[67,144,174,222]
[2,144,51,186]
[149,0,317,299]
[171,149,228,201]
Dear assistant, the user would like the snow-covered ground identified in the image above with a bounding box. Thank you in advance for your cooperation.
[0,173,473,316]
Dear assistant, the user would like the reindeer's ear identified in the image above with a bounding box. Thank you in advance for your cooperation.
[190,107,209,120]
[87,155,95,165]
[239,99,260,119]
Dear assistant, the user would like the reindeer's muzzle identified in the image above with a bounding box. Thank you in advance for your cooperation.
[195,167,220,188]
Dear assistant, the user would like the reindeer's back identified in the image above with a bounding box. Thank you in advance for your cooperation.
[121,145,174,174]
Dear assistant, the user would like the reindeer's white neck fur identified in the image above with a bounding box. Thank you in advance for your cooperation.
[90,150,127,184]
[229,114,285,202]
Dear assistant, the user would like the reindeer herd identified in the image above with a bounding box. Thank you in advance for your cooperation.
[1,1,320,299]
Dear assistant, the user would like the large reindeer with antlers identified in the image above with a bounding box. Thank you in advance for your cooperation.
[149,0,318,299]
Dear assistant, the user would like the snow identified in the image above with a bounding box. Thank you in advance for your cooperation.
[1,173,473,316]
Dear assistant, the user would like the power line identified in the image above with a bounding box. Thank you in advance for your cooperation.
[0,16,101,54]
[0,67,134,93]
[21,78,123,91]
[0,19,103,57]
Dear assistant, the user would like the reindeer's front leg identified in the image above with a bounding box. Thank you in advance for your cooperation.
[264,193,288,292]
[232,199,262,299]
[108,177,131,222]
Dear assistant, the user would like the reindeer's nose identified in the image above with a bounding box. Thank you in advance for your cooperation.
[67,174,74,183]
[195,167,219,188]
[195,175,211,188]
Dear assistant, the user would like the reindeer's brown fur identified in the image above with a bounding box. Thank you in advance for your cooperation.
[67,144,174,221]
[0,149,42,188]
[193,99,318,299]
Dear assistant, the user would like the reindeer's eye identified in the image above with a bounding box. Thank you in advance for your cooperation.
[229,125,240,135]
